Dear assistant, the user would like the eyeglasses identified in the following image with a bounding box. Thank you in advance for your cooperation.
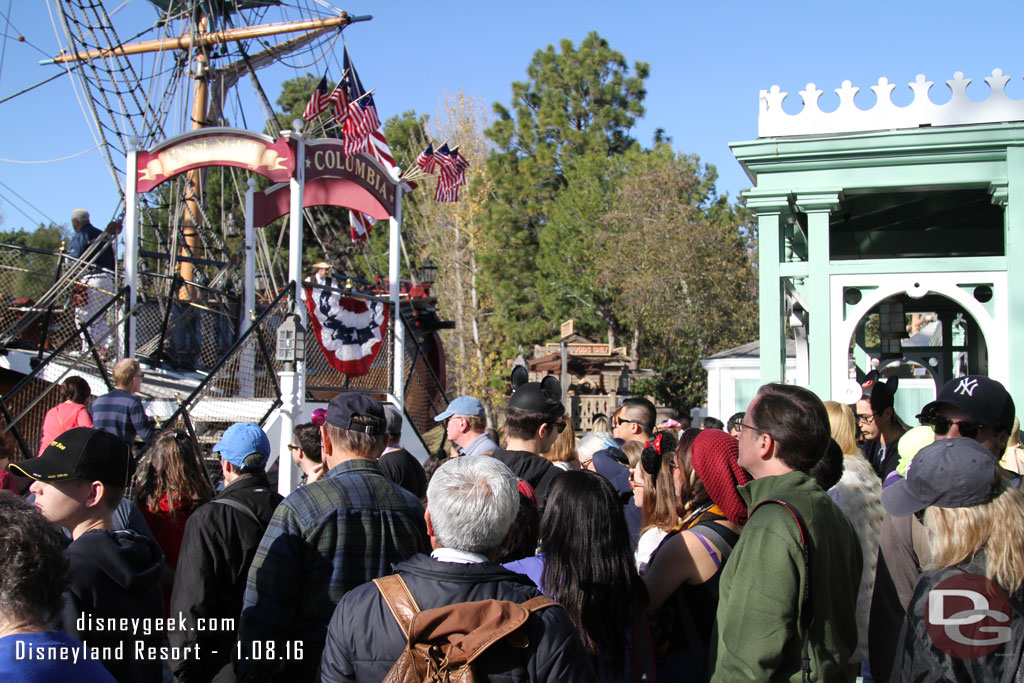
[856,413,878,425]
[735,421,769,437]
[918,414,984,440]
[288,444,302,451]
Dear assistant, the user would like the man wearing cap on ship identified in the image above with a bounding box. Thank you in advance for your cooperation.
[490,369,566,506]
[238,393,429,682]
[169,422,283,683]
[868,374,1017,683]
[435,395,499,457]
[10,427,164,682]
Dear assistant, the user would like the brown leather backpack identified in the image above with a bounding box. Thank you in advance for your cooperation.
[372,574,556,683]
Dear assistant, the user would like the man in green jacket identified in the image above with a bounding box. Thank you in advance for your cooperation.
[711,383,862,682]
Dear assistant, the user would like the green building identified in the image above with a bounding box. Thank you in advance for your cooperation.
[729,69,1023,414]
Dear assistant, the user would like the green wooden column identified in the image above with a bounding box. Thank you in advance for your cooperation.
[796,191,841,400]
[1004,149,1024,412]
[746,191,791,387]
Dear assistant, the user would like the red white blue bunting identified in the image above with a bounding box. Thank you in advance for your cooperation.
[303,285,389,377]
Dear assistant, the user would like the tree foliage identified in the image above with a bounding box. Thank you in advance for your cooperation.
[480,32,650,352]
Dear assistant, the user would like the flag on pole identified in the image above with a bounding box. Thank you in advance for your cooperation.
[415,143,436,174]
[434,143,461,202]
[349,209,375,242]
[302,75,330,121]
[341,47,381,156]
[449,146,470,186]
[328,82,349,124]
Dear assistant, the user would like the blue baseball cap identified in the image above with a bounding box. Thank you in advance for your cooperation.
[214,422,271,469]
[434,395,485,422]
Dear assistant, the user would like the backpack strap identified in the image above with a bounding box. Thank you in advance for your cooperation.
[750,498,813,683]
[520,595,556,612]
[373,574,422,639]
[209,497,262,526]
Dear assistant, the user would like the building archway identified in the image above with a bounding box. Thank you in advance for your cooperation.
[832,279,998,414]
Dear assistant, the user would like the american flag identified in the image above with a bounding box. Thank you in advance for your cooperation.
[449,146,470,186]
[328,82,349,124]
[341,47,381,157]
[302,75,330,121]
[434,143,461,202]
[349,209,375,242]
[415,143,436,174]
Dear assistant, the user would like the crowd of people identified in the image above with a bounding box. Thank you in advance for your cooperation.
[2,364,1024,682]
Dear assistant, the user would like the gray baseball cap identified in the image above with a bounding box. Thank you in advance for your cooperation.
[881,438,1005,517]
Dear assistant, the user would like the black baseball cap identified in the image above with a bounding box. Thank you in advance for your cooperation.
[325,393,386,435]
[881,438,1005,517]
[919,375,1015,432]
[9,427,134,487]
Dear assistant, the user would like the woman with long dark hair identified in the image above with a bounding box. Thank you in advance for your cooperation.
[641,428,750,680]
[507,470,653,681]
[38,376,93,455]
[132,429,214,609]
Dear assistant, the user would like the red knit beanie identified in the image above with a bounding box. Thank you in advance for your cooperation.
[691,429,751,524]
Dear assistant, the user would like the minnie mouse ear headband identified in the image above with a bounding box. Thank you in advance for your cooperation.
[311,408,327,427]
[861,371,898,413]
[508,366,564,414]
[640,431,679,487]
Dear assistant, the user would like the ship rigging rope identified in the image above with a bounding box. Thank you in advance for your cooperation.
[0,144,102,164]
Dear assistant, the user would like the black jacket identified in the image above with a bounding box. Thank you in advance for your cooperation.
[592,448,643,549]
[377,448,427,500]
[491,449,563,505]
[893,555,1024,682]
[169,474,283,683]
[320,554,595,682]
[60,528,165,683]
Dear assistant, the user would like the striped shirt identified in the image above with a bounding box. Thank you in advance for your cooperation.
[90,389,155,447]
[237,458,429,681]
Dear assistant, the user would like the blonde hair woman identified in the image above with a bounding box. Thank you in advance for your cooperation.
[543,416,579,471]
[885,438,1024,681]
[823,401,883,669]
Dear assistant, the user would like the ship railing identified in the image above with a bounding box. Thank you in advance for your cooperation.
[159,285,289,441]
[0,286,129,459]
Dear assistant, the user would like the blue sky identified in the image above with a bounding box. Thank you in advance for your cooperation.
[1,0,1022,232]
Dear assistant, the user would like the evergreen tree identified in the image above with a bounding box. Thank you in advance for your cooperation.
[480,32,649,351]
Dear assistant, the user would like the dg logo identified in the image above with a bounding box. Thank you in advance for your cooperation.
[926,573,1012,658]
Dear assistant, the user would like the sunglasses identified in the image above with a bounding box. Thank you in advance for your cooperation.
[614,418,644,428]
[918,414,983,440]
[548,421,567,434]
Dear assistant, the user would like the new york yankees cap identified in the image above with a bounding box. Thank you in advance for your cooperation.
[920,375,1015,432]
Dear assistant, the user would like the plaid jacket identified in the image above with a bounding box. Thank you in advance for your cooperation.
[237,458,429,682]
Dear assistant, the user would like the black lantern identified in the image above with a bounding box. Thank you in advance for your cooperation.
[617,366,632,396]
[418,257,438,285]
[276,314,306,365]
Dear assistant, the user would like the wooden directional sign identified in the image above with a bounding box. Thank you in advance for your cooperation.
[136,128,293,192]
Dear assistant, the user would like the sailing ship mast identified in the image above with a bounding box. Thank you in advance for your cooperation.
[45,8,367,297]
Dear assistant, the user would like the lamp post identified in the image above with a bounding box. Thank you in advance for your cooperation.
[617,366,632,398]
[418,257,438,285]
[275,310,305,497]
[275,313,306,372]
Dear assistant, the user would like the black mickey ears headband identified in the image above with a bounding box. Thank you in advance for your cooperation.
[509,368,563,411]
[640,431,678,489]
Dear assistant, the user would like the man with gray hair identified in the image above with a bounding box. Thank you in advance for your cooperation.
[320,456,593,682]
[68,208,116,355]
